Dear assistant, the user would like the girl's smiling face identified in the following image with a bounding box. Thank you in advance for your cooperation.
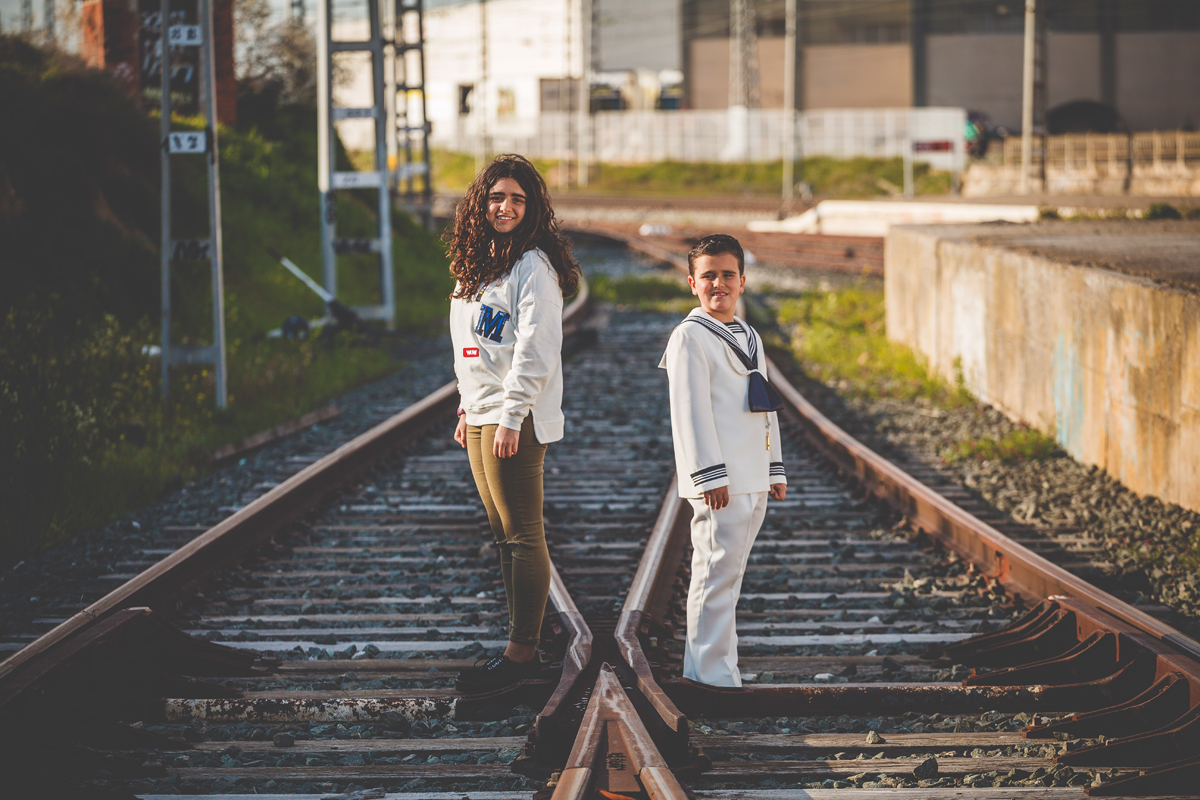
[485,177,527,234]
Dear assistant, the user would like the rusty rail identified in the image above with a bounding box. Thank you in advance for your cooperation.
[765,352,1200,670]
[0,280,590,684]
[550,664,687,800]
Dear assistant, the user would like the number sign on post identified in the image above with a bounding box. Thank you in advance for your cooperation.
[168,131,207,153]
[169,24,202,44]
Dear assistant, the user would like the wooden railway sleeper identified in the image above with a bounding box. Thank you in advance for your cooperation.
[1085,751,1200,796]
[927,602,1079,667]
[1059,700,1200,767]
[963,629,1120,686]
[1024,668,1189,739]
[926,599,1061,659]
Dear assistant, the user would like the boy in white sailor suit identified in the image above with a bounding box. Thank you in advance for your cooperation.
[658,233,786,688]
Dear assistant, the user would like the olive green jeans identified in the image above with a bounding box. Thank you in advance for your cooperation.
[466,416,550,646]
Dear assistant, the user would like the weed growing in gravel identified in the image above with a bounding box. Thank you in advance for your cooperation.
[944,428,1059,463]
[775,283,973,408]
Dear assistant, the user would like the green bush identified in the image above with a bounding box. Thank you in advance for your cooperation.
[432,150,954,199]
[776,282,973,407]
[0,37,451,564]
[1143,202,1182,220]
[587,273,694,312]
[944,428,1059,462]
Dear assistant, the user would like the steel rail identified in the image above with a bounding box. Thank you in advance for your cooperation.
[529,558,592,738]
[588,296,1200,795]
[550,664,687,800]
[764,352,1200,667]
[0,279,591,683]
[613,485,690,743]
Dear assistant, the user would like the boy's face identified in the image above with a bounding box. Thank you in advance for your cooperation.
[689,252,745,321]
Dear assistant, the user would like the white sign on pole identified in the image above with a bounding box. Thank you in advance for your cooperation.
[331,171,384,189]
[168,131,207,153]
[169,24,203,45]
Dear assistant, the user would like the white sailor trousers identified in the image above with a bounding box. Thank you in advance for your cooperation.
[683,491,768,687]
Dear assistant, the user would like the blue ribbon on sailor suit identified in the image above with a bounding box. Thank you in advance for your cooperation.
[685,316,785,413]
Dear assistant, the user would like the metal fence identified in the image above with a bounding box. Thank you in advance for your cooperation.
[436,107,967,171]
[1001,131,1200,174]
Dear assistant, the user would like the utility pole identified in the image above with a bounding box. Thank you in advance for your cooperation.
[562,0,573,189]
[43,0,54,44]
[1019,0,1045,194]
[729,0,746,110]
[577,0,591,186]
[475,0,488,175]
[781,0,795,211]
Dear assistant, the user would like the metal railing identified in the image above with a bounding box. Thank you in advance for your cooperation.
[436,107,967,171]
[1002,130,1200,174]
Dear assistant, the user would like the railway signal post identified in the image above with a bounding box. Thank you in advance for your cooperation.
[158,0,229,409]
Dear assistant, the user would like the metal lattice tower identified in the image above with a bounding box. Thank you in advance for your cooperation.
[317,0,396,327]
[159,0,229,407]
[389,0,432,224]
[291,0,305,21]
[20,0,33,33]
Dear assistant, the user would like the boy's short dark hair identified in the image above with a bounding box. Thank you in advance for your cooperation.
[687,234,745,276]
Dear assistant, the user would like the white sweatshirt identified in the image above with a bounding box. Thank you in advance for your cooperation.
[450,248,565,443]
[659,308,786,498]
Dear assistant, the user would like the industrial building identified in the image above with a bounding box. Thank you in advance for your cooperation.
[422,0,1200,146]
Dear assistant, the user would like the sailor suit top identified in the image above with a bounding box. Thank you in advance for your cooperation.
[450,248,565,443]
[659,308,786,498]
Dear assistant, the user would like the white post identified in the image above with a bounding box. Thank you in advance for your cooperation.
[159,0,172,400]
[200,0,227,408]
[577,0,591,186]
[317,0,335,296]
[475,0,488,175]
[903,111,914,198]
[781,0,796,209]
[1020,0,1036,194]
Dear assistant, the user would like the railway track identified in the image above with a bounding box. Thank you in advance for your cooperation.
[1,245,1198,799]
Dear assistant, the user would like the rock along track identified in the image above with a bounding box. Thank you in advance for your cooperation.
[2,251,1200,800]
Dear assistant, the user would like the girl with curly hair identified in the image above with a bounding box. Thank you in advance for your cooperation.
[447,154,581,694]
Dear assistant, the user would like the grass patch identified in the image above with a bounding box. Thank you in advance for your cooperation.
[1,38,451,564]
[587,273,696,314]
[432,150,953,199]
[775,282,973,408]
[944,428,1059,462]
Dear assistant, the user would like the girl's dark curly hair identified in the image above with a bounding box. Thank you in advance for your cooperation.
[445,154,581,300]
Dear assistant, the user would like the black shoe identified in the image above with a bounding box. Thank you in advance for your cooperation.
[455,654,541,694]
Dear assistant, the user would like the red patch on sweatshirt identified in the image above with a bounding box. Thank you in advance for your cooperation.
[463,347,480,358]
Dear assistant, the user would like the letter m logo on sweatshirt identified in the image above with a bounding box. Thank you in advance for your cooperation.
[475,304,509,342]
